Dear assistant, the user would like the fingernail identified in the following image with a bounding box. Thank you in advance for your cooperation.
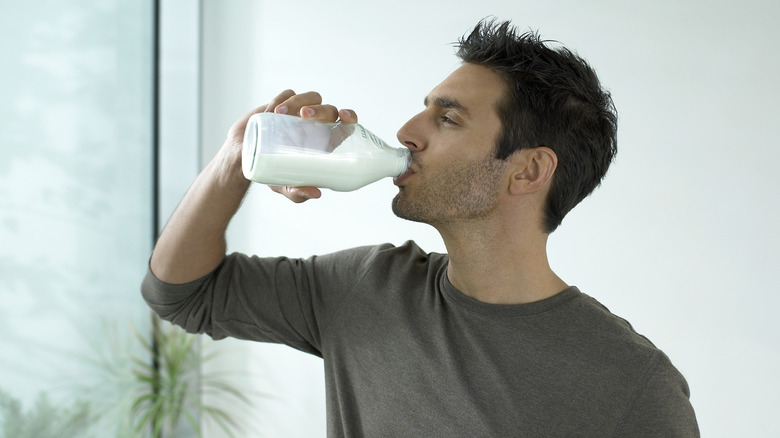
[275,105,288,114]
[302,107,315,118]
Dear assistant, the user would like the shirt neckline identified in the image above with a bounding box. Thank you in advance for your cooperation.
[438,263,581,317]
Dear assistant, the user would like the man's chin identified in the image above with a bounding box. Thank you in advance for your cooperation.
[390,195,407,220]
[391,195,429,224]
[391,194,411,220]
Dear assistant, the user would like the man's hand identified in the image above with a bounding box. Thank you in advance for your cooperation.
[256,90,359,203]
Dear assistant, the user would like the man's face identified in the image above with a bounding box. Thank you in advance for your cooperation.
[392,63,508,226]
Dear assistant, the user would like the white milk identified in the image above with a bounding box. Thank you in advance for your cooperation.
[246,151,408,192]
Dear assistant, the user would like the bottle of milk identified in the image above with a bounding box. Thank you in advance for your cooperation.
[242,113,410,192]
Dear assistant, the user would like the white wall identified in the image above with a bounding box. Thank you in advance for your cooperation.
[198,0,780,436]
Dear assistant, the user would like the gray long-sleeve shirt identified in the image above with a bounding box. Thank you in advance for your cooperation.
[142,241,699,437]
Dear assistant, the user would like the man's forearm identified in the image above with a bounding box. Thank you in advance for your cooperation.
[150,143,250,284]
[148,91,353,284]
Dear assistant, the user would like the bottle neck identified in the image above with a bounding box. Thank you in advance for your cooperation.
[394,149,411,177]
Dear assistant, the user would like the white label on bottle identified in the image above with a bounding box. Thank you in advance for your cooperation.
[357,125,391,150]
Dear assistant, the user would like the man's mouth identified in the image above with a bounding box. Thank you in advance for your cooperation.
[393,167,415,186]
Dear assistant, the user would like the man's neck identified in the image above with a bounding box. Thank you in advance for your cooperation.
[437,218,568,305]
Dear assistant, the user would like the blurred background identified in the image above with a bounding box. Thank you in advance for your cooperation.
[1,0,778,436]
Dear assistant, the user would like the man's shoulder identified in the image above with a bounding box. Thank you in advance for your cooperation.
[319,240,447,268]
[568,290,660,352]
[554,291,697,434]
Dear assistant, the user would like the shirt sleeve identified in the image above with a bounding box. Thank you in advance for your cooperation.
[140,245,388,357]
[614,352,700,437]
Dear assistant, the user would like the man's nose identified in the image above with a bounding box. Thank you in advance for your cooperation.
[396,112,426,152]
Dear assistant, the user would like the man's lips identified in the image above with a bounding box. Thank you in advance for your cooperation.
[393,167,415,186]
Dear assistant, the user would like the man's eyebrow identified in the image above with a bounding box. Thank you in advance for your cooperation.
[423,95,470,116]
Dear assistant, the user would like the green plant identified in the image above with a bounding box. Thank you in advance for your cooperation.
[131,315,251,438]
[0,389,93,438]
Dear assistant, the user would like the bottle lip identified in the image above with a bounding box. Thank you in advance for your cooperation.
[395,148,411,176]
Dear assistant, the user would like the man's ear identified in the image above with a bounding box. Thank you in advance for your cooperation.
[507,147,558,195]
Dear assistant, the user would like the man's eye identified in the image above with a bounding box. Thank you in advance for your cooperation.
[440,116,457,125]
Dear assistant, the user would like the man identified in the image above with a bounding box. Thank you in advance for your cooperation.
[142,19,699,436]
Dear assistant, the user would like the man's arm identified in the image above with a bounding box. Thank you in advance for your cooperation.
[149,89,355,284]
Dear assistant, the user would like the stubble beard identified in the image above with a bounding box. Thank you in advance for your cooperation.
[391,157,507,225]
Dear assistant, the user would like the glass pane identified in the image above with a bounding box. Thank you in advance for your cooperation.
[0,1,153,436]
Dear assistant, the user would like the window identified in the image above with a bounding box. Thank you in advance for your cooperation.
[0,1,154,434]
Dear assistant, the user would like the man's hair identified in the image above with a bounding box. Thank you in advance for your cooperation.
[456,19,618,233]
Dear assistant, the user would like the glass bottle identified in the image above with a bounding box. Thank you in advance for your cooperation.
[242,113,410,192]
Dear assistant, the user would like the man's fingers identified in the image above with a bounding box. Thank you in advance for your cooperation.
[338,109,358,124]
[265,89,297,113]
[300,104,340,123]
[273,91,323,117]
[268,185,322,203]
[264,90,357,125]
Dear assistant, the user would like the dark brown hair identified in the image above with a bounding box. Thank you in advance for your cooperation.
[457,19,618,232]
